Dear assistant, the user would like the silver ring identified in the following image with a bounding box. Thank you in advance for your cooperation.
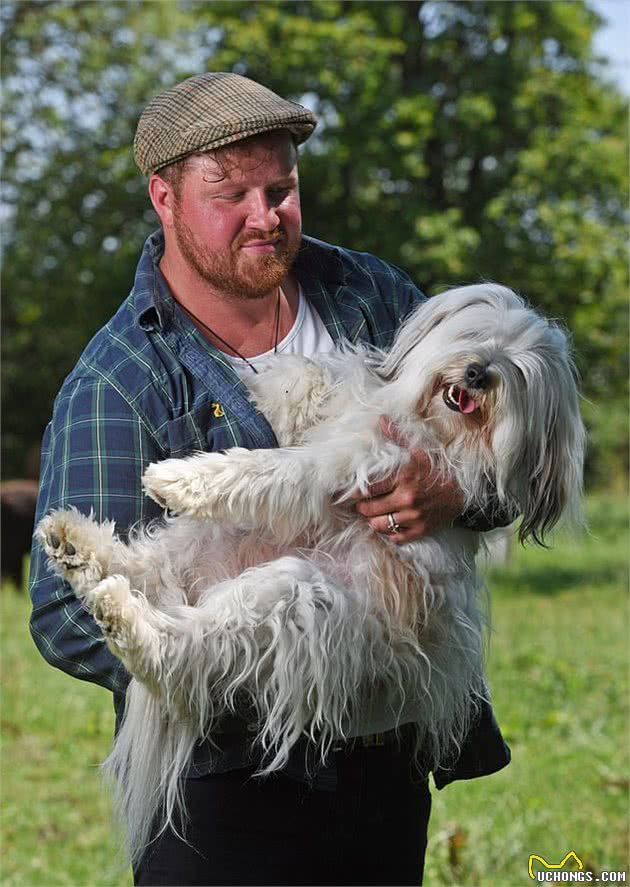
[387,512,401,534]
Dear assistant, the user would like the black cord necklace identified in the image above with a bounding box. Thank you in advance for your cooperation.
[178,287,282,375]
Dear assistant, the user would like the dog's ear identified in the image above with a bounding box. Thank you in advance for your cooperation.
[379,297,451,380]
[516,351,586,546]
[379,284,524,381]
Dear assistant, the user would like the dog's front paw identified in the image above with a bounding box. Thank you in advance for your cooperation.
[36,508,114,595]
[143,452,233,517]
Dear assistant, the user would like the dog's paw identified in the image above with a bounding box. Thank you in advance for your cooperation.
[89,576,163,680]
[89,575,135,644]
[142,452,234,517]
[36,508,114,594]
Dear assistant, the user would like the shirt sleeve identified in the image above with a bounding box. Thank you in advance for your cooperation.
[387,262,426,315]
[373,256,427,331]
[456,496,519,532]
[29,374,166,695]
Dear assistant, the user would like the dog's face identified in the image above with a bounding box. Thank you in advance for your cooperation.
[381,284,586,544]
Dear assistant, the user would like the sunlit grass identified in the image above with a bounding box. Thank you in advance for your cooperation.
[1,587,131,887]
[426,494,629,885]
[1,494,627,886]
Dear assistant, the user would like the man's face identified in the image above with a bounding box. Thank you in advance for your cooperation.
[168,132,302,299]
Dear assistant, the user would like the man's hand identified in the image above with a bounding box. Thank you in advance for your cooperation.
[350,417,465,545]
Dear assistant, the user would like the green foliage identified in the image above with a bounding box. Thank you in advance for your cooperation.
[2,1,627,483]
[2,494,627,884]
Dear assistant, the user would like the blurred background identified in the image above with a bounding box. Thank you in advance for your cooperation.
[1,2,628,885]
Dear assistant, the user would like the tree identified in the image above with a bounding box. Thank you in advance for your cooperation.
[2,0,627,485]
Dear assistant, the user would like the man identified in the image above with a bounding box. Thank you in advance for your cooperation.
[30,72,510,886]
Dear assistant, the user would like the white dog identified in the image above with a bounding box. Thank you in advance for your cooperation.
[37,283,585,864]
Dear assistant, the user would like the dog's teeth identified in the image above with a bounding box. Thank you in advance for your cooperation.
[443,385,467,413]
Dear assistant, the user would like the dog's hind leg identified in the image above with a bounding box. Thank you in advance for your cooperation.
[37,507,195,611]
[80,574,175,685]
[36,508,121,599]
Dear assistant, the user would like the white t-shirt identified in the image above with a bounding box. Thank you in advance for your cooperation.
[224,286,335,378]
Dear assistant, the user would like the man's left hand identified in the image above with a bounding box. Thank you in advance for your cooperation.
[350,416,465,545]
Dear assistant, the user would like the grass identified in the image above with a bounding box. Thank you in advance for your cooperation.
[1,494,628,886]
[425,494,629,885]
[1,586,131,886]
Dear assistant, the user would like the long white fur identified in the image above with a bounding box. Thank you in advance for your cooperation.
[36,283,585,866]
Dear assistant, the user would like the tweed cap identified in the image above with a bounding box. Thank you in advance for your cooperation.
[134,72,317,176]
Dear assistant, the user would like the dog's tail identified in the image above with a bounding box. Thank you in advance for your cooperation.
[102,680,198,870]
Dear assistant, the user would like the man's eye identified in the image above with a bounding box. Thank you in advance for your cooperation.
[215,192,243,201]
[269,187,292,197]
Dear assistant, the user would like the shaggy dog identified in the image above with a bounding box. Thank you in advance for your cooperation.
[36,284,585,864]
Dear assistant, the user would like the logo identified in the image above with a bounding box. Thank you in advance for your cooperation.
[528,852,583,880]
[528,851,627,883]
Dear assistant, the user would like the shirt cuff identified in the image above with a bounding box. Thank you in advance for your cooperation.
[455,498,517,532]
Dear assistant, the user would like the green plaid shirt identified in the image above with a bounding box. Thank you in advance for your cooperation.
[28,231,422,710]
[29,230,510,784]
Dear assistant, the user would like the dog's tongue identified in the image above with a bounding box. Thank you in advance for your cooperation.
[458,389,477,413]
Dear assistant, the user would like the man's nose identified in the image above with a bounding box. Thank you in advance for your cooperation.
[244,192,280,231]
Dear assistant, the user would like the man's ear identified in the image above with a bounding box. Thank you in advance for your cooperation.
[148,174,176,229]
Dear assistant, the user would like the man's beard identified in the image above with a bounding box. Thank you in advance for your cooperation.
[172,211,300,299]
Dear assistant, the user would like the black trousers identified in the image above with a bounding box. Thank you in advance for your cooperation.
[134,741,432,886]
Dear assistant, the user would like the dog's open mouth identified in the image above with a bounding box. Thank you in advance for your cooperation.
[443,385,479,414]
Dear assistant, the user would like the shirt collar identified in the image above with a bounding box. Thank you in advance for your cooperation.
[293,235,347,287]
[132,229,175,331]
[133,230,348,332]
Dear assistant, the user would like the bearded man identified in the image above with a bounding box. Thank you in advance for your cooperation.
[29,72,510,886]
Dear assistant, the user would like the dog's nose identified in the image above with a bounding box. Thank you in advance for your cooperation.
[464,363,489,389]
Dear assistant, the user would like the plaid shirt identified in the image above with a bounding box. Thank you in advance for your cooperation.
[29,230,510,785]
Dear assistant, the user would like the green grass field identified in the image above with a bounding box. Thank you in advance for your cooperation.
[1,494,628,886]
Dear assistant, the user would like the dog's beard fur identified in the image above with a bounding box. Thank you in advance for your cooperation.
[37,283,585,866]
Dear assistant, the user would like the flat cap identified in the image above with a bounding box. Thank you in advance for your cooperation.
[134,72,317,176]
